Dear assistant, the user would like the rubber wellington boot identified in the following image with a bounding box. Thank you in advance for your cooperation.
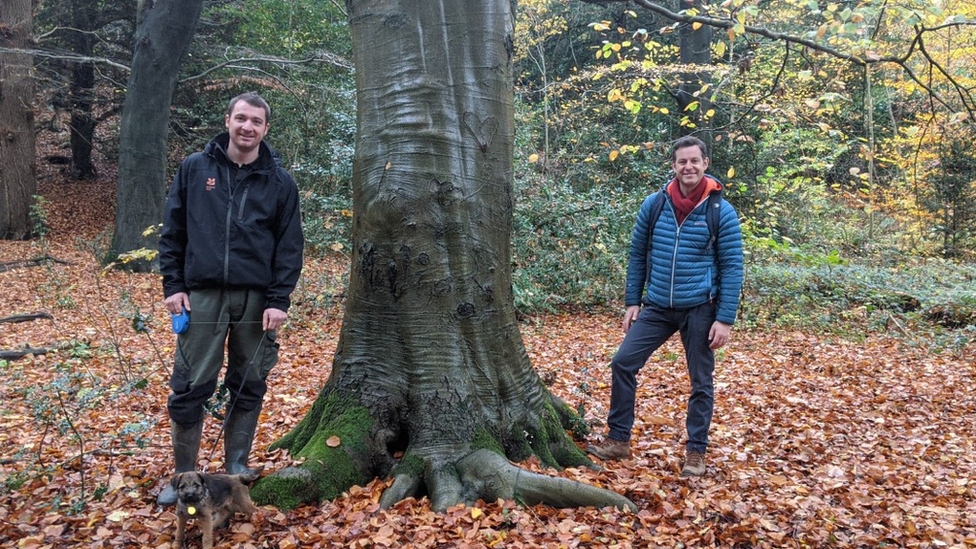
[224,405,262,475]
[156,420,203,506]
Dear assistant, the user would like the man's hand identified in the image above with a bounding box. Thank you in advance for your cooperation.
[164,292,190,315]
[622,305,641,333]
[708,321,732,350]
[263,307,287,332]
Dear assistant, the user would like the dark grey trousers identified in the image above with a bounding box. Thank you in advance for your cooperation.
[606,302,716,454]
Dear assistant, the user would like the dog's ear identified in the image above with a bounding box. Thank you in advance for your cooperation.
[170,473,182,490]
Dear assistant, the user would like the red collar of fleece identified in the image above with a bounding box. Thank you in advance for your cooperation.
[667,176,722,225]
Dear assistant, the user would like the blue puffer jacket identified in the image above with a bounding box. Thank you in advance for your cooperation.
[624,177,744,325]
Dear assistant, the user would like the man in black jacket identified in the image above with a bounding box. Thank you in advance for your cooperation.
[156,91,304,506]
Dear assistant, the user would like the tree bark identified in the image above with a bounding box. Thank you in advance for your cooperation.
[677,0,712,141]
[0,0,37,240]
[110,0,203,268]
[254,0,635,513]
[67,0,96,180]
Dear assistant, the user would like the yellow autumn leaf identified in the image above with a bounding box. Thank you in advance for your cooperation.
[106,510,130,522]
[705,109,716,118]
[692,22,702,31]
[609,150,620,162]
[607,89,623,102]
[659,107,670,115]
[714,41,726,57]
[727,166,736,179]
[528,153,539,163]
[471,507,484,519]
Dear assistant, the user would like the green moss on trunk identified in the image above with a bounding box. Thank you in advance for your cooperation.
[390,452,424,478]
[256,390,375,508]
[471,427,505,456]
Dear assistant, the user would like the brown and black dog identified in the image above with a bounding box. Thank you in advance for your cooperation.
[170,467,263,549]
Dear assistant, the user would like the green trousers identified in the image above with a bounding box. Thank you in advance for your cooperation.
[166,288,278,425]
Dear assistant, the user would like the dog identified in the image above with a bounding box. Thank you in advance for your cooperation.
[170,467,263,549]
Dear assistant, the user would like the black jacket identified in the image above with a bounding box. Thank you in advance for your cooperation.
[159,133,304,311]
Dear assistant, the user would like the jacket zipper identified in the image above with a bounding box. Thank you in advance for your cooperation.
[667,200,679,307]
[238,185,250,220]
[223,164,233,286]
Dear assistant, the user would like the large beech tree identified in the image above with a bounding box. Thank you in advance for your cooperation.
[253,0,634,512]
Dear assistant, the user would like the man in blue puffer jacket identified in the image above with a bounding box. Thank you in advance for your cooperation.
[587,136,743,477]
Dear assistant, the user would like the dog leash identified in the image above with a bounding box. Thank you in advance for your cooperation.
[200,331,269,471]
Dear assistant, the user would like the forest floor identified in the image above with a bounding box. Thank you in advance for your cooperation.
[1,164,974,548]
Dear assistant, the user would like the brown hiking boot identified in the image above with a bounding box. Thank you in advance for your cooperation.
[586,437,631,461]
[681,450,706,477]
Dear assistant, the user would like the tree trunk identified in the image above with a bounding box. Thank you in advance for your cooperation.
[254,0,635,513]
[677,0,712,142]
[110,0,203,268]
[0,0,37,240]
[67,0,96,180]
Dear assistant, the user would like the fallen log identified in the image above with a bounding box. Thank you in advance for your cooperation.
[0,255,73,273]
[0,312,54,324]
[0,347,53,360]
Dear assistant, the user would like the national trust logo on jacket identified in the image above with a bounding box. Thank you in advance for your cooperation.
[206,177,216,191]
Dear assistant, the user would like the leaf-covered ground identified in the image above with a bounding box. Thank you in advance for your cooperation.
[1,177,974,549]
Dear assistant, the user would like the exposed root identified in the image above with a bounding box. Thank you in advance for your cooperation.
[380,449,635,512]
[379,473,422,507]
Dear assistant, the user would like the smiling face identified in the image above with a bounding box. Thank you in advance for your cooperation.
[671,143,710,195]
[224,100,269,164]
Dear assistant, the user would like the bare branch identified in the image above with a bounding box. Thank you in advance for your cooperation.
[915,33,976,112]
[329,0,348,18]
[0,47,130,72]
[581,0,976,120]
[713,42,792,134]
[179,52,353,84]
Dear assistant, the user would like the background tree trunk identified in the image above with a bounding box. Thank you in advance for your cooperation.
[253,0,634,513]
[677,0,712,142]
[109,0,203,267]
[67,0,96,180]
[0,0,37,240]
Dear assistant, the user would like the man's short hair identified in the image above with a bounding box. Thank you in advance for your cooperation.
[227,91,271,123]
[671,135,708,160]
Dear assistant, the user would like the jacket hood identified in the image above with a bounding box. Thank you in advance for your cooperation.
[205,132,282,172]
